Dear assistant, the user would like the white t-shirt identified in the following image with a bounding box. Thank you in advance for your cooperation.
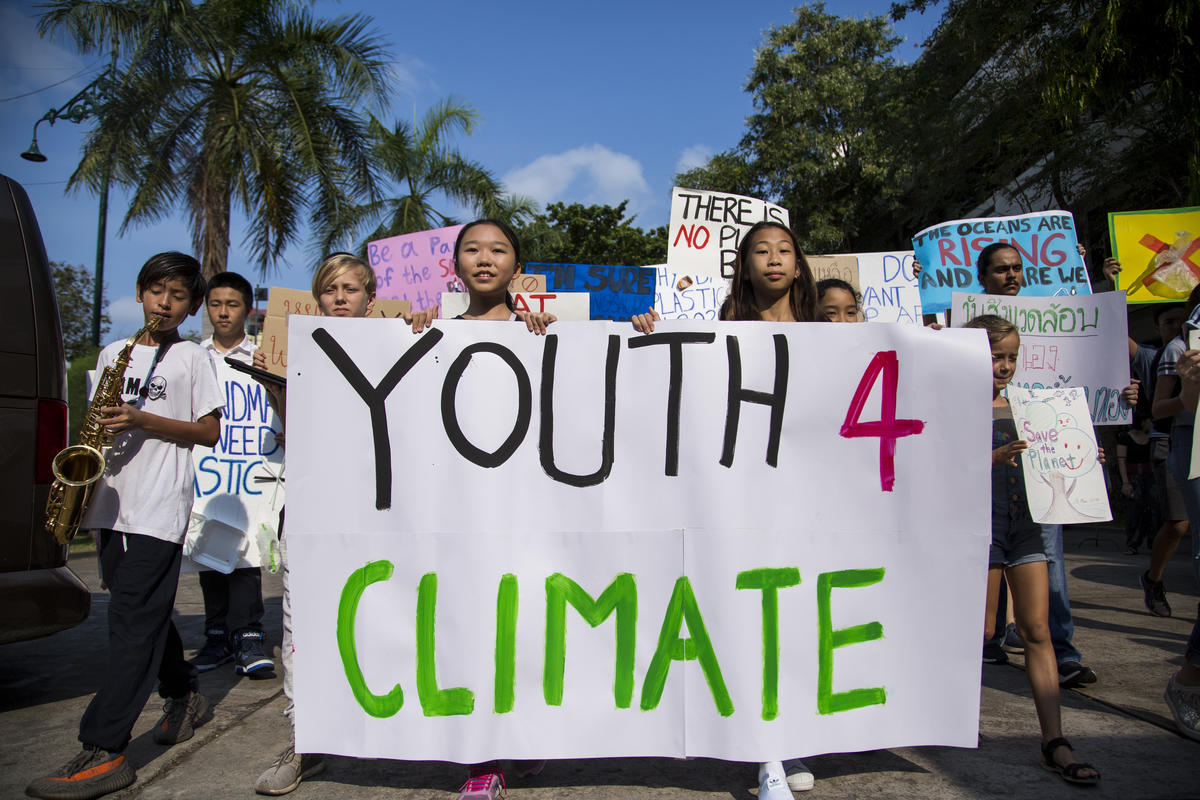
[81,337,224,543]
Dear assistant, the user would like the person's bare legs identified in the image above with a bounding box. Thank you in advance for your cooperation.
[1006,561,1098,780]
[1148,520,1187,582]
[983,566,1004,642]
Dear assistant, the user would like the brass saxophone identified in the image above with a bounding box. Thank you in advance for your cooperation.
[44,316,162,544]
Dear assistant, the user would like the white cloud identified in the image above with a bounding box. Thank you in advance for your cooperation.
[501,144,651,214]
[108,295,146,340]
[675,144,713,176]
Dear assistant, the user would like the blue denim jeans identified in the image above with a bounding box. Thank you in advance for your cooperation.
[1040,523,1082,664]
[1166,426,1200,589]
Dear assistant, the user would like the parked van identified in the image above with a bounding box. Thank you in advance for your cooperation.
[0,173,90,644]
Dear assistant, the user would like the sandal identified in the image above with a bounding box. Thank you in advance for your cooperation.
[1041,737,1100,785]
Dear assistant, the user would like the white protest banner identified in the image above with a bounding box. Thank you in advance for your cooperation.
[185,356,284,571]
[440,291,591,320]
[915,211,1091,314]
[653,265,728,320]
[667,187,789,280]
[286,318,991,762]
[1008,386,1112,524]
[852,251,924,325]
[951,292,1132,425]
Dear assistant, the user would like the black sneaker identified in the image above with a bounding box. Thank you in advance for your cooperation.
[235,630,274,676]
[1140,571,1171,617]
[1002,622,1026,654]
[982,640,1008,664]
[1058,661,1098,688]
[153,691,211,745]
[26,745,135,799]
[190,628,233,672]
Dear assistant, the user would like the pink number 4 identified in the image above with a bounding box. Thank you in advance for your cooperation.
[840,351,925,492]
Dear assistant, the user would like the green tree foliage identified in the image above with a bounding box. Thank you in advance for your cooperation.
[66,346,102,443]
[675,4,906,254]
[322,101,536,253]
[39,0,391,280]
[519,201,667,267]
[51,261,109,360]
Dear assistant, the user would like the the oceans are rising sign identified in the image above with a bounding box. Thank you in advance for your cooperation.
[286,318,991,763]
[914,211,1091,314]
[951,292,1131,425]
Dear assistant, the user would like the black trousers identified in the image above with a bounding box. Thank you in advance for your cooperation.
[198,566,265,634]
[79,531,197,753]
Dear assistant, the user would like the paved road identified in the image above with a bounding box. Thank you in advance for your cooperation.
[2,526,1198,799]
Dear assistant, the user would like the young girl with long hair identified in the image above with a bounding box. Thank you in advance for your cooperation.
[964,314,1099,785]
[634,220,818,797]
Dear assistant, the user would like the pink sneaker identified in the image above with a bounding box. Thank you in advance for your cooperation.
[458,771,505,799]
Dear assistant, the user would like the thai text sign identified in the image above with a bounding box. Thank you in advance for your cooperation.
[951,292,1131,425]
[1008,386,1111,524]
[369,224,465,312]
[286,319,990,762]
[667,187,789,280]
[915,211,1090,314]
[1108,206,1200,304]
[187,356,284,569]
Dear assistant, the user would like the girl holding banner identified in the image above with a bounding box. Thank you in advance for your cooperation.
[636,220,820,797]
[966,314,1100,786]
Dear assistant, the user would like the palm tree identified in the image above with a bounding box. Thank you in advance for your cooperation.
[39,0,390,279]
[319,100,537,253]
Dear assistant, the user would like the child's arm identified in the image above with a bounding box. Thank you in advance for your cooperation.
[992,439,1027,467]
[99,405,221,447]
[520,311,556,335]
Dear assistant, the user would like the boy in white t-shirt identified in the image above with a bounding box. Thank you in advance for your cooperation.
[190,271,275,677]
[28,253,224,800]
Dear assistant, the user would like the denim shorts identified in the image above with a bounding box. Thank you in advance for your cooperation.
[991,416,1047,568]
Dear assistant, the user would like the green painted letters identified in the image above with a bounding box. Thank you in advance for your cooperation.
[494,574,518,713]
[543,573,637,708]
[416,573,475,716]
[336,560,404,717]
[817,568,886,714]
[736,567,801,720]
[641,576,734,716]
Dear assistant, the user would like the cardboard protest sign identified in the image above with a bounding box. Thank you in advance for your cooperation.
[508,273,548,294]
[809,255,861,294]
[952,292,1131,425]
[523,263,656,321]
[667,187,789,280]
[286,318,991,762]
[440,291,590,320]
[1008,386,1112,524]
[852,251,923,325]
[914,211,1091,314]
[185,354,284,572]
[258,287,410,377]
[1109,206,1200,304]
[653,265,728,321]
[367,224,465,311]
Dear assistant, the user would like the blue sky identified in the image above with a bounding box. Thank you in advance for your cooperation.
[0,0,943,339]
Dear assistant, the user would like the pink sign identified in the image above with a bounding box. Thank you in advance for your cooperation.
[368,224,465,311]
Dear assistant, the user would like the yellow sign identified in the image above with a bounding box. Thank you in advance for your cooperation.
[1109,206,1200,304]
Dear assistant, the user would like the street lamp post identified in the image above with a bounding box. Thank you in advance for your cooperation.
[20,64,116,348]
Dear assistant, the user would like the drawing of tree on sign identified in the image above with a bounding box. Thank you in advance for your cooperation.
[1010,388,1112,524]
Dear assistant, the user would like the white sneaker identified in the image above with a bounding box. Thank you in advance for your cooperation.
[758,772,793,800]
[784,758,815,791]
